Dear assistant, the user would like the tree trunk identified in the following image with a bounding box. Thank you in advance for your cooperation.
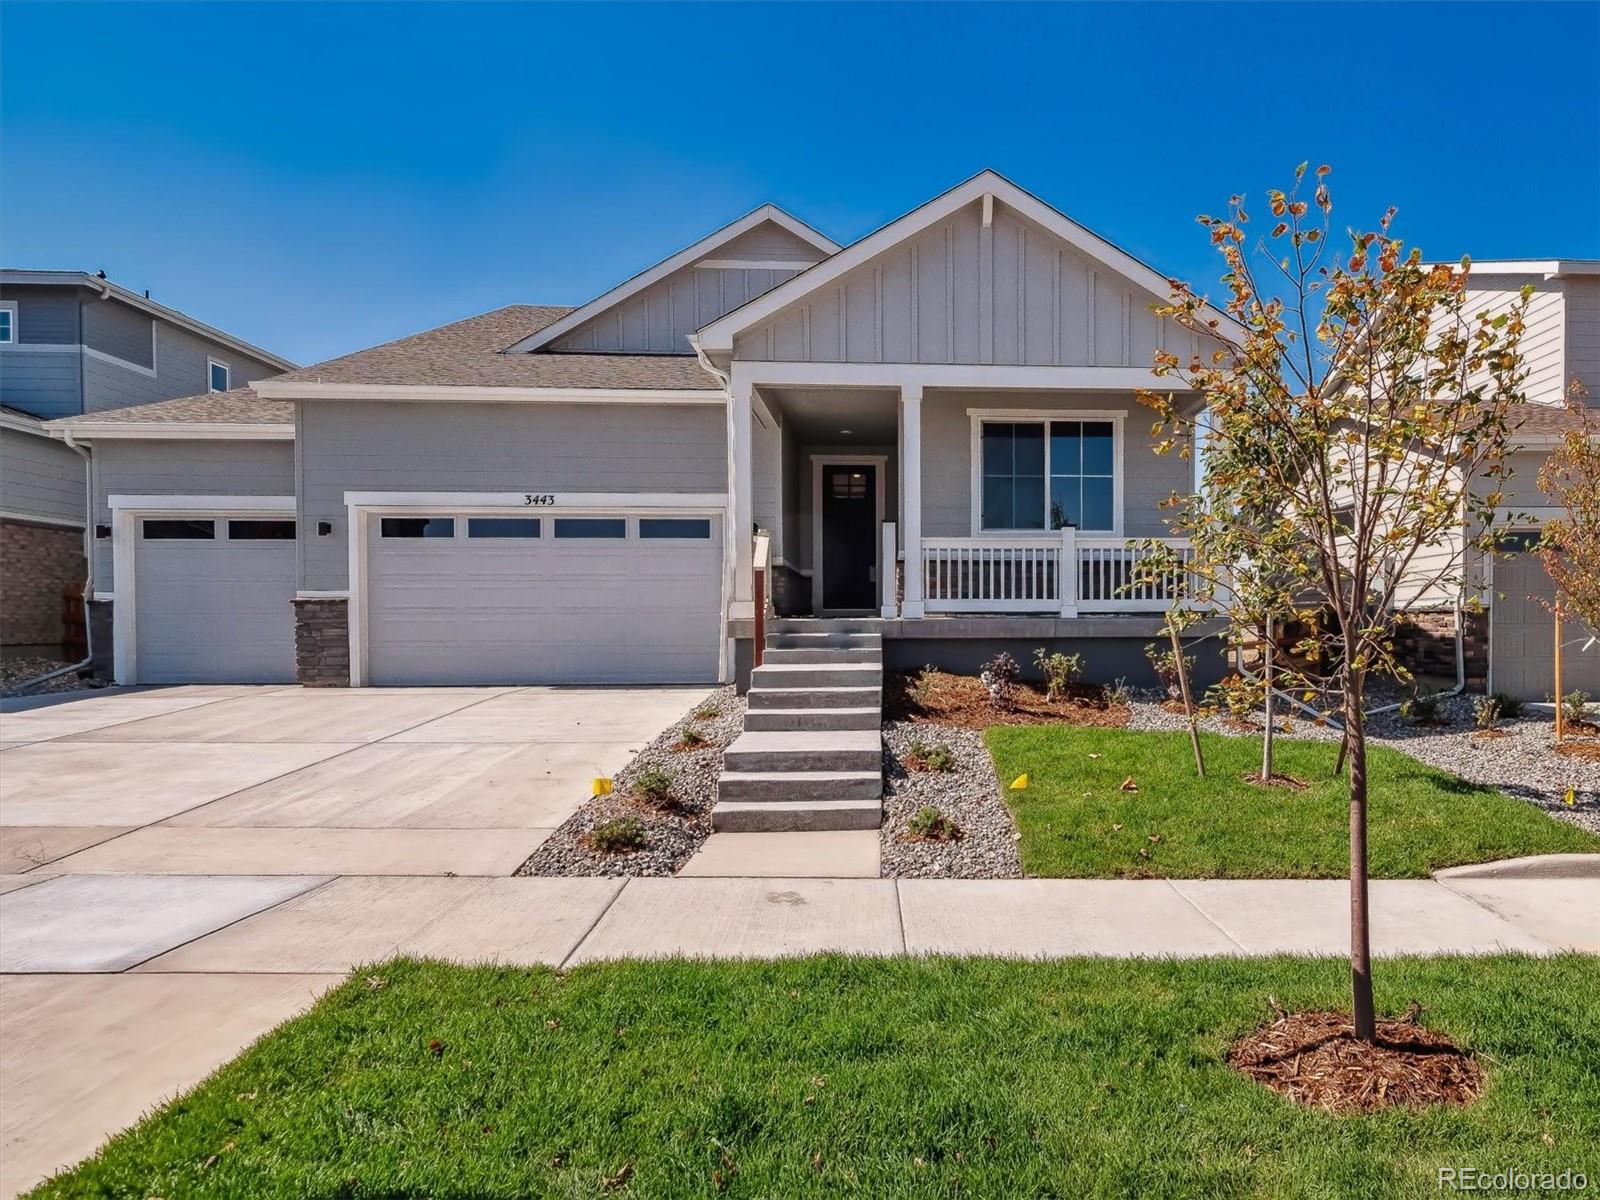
[1346,678,1376,1042]
[1261,617,1275,782]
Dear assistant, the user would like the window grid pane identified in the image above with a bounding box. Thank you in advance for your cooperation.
[639,517,711,540]
[142,519,215,540]
[227,519,296,541]
[1045,420,1115,531]
[468,517,541,539]
[554,517,626,539]
[380,517,455,539]
[981,422,1046,530]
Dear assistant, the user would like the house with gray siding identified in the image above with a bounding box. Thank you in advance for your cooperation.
[1,270,292,647]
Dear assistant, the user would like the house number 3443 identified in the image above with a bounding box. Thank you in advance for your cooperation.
[523,493,556,506]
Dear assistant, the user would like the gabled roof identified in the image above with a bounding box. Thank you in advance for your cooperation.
[0,269,296,372]
[692,170,1247,355]
[501,204,841,355]
[254,305,723,398]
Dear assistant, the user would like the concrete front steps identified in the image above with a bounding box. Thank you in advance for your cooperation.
[712,621,885,833]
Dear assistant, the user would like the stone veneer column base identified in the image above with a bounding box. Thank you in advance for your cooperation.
[293,597,351,687]
[1394,609,1488,691]
[0,519,86,646]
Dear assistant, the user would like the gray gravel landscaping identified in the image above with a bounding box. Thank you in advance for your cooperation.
[517,686,741,877]
[1,655,101,699]
[880,722,1022,879]
[1129,691,1600,834]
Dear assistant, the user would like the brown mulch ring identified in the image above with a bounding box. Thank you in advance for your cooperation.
[886,669,1130,730]
[1562,719,1600,738]
[1472,728,1510,740]
[1555,740,1600,762]
[1229,1007,1483,1114]
[1238,771,1310,791]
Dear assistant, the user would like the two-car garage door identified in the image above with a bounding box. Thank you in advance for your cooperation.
[1491,538,1600,701]
[363,510,723,686]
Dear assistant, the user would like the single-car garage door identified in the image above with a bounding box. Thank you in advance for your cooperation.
[1491,536,1600,701]
[132,515,297,684]
[364,511,722,685]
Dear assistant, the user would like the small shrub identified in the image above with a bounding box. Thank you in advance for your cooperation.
[904,738,957,773]
[1145,642,1194,701]
[1560,689,1592,726]
[692,704,720,721]
[907,805,963,842]
[1106,677,1133,706]
[1490,692,1525,720]
[979,652,1021,708]
[676,726,706,749]
[1206,673,1264,722]
[907,664,940,709]
[633,767,674,806]
[1033,648,1084,702]
[1399,690,1442,721]
[590,818,647,854]
[1474,694,1503,730]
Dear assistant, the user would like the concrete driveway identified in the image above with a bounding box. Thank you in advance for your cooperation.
[0,681,709,1197]
[0,683,708,877]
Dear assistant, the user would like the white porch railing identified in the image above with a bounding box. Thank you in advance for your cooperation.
[918,531,1198,615]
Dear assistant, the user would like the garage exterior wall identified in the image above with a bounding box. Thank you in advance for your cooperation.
[296,400,729,591]
[90,439,296,589]
[1,425,86,526]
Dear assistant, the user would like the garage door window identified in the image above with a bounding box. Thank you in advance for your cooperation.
[639,518,711,539]
[381,517,455,539]
[554,518,626,539]
[228,520,296,540]
[468,517,541,539]
[142,519,215,540]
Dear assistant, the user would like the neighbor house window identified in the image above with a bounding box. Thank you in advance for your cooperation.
[0,302,15,344]
[208,358,230,392]
[980,417,1117,532]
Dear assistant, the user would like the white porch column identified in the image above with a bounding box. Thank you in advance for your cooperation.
[728,373,755,619]
[901,384,925,618]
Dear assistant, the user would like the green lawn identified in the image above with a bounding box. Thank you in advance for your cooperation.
[986,727,1600,879]
[30,956,1600,1199]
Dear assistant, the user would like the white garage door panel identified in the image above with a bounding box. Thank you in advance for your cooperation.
[366,516,721,686]
[134,536,297,684]
[1492,552,1600,701]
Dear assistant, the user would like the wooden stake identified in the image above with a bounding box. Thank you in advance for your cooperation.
[1169,617,1206,778]
[1554,598,1564,745]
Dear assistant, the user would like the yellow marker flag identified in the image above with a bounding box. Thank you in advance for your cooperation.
[591,777,613,798]
[1009,773,1029,791]
[1565,786,1576,808]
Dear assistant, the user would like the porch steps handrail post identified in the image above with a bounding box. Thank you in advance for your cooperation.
[879,521,898,618]
[901,384,925,618]
[1058,525,1078,617]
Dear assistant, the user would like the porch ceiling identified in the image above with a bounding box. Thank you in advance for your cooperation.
[761,386,899,443]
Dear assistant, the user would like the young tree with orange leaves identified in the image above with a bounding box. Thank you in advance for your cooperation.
[1138,165,1529,1042]
[1537,382,1600,642]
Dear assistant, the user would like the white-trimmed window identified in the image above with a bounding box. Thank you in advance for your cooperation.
[0,301,16,344]
[975,415,1121,533]
[207,358,230,392]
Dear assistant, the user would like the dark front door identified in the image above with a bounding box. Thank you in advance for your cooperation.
[821,464,876,611]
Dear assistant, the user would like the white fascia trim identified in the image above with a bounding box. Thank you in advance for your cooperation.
[1439,260,1600,280]
[695,259,816,271]
[45,422,294,441]
[0,407,49,434]
[109,494,295,512]
[296,589,350,600]
[0,341,78,354]
[108,495,296,685]
[251,381,724,404]
[343,491,727,510]
[731,361,1177,391]
[502,205,841,355]
[696,170,1247,352]
[0,510,86,528]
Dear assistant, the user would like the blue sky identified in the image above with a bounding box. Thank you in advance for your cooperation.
[3,1,1597,367]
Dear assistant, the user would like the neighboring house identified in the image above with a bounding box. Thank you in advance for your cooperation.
[0,270,293,647]
[1382,261,1600,701]
[47,172,1248,688]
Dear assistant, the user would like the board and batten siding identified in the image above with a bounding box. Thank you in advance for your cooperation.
[733,198,1223,369]
[1564,276,1600,400]
[90,440,296,589]
[297,400,729,592]
[547,220,827,355]
[0,426,86,525]
[752,404,780,544]
[919,391,1191,541]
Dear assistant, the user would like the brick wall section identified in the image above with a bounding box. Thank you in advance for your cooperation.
[294,597,350,686]
[1394,609,1488,690]
[0,520,85,645]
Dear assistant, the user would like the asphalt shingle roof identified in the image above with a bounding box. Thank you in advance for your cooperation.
[270,305,722,391]
[1510,403,1593,438]
[53,387,291,426]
